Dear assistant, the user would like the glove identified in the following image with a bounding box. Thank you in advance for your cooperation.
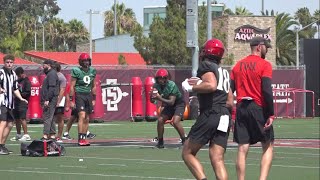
[182,79,193,92]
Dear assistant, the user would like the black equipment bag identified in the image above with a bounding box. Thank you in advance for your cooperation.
[21,140,65,157]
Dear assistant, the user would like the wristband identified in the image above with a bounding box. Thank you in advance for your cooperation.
[69,96,73,101]
[196,80,203,85]
[92,94,96,100]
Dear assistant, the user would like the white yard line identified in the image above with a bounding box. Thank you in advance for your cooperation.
[0,169,194,180]
[17,167,48,170]
[59,165,87,169]
[26,123,122,128]
[98,163,127,167]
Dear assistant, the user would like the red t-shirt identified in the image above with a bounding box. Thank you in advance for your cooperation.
[231,55,272,107]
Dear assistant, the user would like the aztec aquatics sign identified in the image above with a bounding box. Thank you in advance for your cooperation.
[234,24,272,41]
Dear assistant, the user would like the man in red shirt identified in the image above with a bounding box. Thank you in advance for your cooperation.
[230,36,275,180]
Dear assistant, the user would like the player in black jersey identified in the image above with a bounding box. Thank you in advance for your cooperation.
[181,39,234,180]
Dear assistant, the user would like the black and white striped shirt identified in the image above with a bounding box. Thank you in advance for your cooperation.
[0,68,18,109]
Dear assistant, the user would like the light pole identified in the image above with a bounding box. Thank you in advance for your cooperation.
[87,9,100,58]
[114,0,117,36]
[34,21,37,51]
[295,20,319,68]
[207,0,212,40]
[42,24,45,51]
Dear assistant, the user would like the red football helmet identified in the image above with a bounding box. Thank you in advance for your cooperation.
[155,68,169,78]
[78,53,91,68]
[155,69,169,85]
[200,38,225,60]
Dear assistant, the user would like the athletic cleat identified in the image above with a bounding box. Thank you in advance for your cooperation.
[0,146,9,155]
[2,146,13,154]
[78,139,90,146]
[151,137,158,142]
[86,133,96,139]
[10,134,22,141]
[154,143,164,149]
[62,133,73,140]
[19,134,31,141]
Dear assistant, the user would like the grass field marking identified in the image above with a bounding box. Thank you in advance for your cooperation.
[225,163,319,169]
[0,169,194,180]
[59,165,87,169]
[17,167,48,170]
[98,163,127,167]
[137,162,165,165]
[165,126,191,129]
[65,155,185,163]
[26,123,122,128]
[226,147,320,154]
[63,154,319,169]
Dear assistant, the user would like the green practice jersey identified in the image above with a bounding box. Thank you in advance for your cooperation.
[71,67,96,93]
[153,80,182,100]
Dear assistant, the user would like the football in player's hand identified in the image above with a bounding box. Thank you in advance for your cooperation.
[151,89,158,96]
[187,77,201,85]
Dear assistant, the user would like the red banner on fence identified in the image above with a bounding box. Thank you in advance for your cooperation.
[25,68,305,121]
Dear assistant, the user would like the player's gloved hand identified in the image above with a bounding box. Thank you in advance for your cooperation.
[182,79,193,92]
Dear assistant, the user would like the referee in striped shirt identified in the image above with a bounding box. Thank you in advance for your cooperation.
[0,54,28,155]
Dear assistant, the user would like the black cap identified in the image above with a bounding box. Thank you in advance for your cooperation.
[43,59,54,65]
[250,36,272,48]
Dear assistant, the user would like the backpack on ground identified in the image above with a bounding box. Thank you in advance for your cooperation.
[21,139,66,157]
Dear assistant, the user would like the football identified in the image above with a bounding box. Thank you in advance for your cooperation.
[151,89,158,97]
[187,77,201,85]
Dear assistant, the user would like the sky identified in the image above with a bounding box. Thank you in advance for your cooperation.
[56,0,320,39]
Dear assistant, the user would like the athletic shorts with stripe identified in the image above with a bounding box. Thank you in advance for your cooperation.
[233,100,274,145]
[187,106,231,149]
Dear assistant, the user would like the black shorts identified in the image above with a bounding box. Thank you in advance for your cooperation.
[161,99,185,120]
[233,100,274,145]
[0,106,14,122]
[75,93,93,114]
[13,106,28,119]
[188,106,230,149]
[54,107,64,115]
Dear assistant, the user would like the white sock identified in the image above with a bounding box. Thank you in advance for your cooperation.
[86,131,90,135]
[63,132,69,136]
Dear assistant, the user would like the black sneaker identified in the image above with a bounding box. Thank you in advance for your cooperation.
[151,137,158,142]
[154,143,164,149]
[0,146,9,155]
[2,146,13,154]
[86,133,96,139]
[62,133,72,140]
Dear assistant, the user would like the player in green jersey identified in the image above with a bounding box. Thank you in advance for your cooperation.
[69,53,96,146]
[151,68,186,149]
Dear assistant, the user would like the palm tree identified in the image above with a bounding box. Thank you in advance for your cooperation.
[313,10,320,38]
[65,19,89,51]
[223,6,253,16]
[1,30,27,57]
[223,8,234,15]
[47,17,67,51]
[235,6,253,15]
[261,9,277,16]
[104,2,138,37]
[294,7,317,38]
[275,13,299,65]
